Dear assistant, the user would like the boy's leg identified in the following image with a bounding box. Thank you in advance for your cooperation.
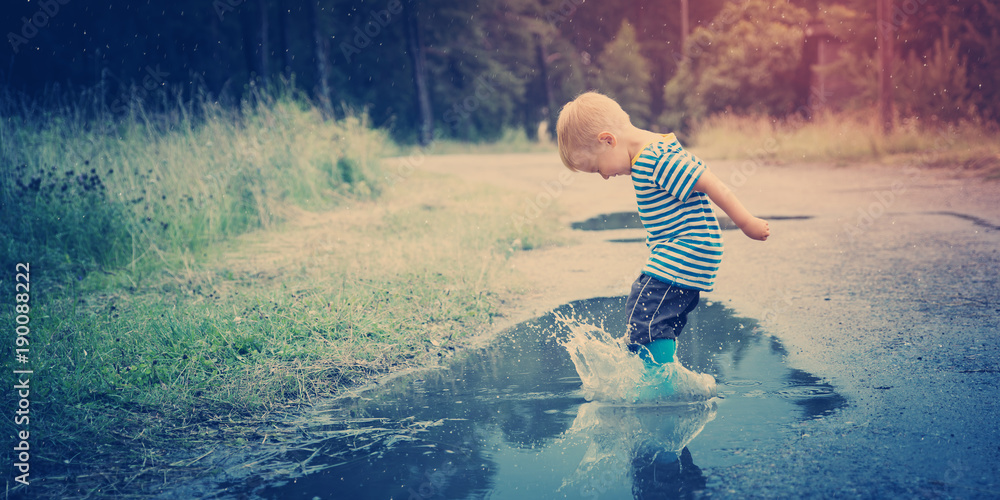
[625,274,700,365]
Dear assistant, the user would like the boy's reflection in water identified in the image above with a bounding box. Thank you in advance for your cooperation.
[632,446,706,500]
[566,400,715,500]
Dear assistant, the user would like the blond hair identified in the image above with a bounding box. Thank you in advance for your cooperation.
[556,92,632,171]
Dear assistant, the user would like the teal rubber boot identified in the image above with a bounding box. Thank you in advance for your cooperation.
[634,339,678,400]
[638,339,677,366]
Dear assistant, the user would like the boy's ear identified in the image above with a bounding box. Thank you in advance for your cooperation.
[597,131,616,147]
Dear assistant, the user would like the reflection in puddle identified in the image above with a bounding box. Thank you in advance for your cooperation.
[209,298,844,499]
[563,401,717,498]
[571,212,645,231]
[572,212,814,234]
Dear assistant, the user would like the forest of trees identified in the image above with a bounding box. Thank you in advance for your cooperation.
[4,0,998,143]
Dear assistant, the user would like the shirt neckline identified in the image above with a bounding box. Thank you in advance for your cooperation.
[631,133,677,165]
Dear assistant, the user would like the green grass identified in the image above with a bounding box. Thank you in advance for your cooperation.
[30,171,547,410]
[688,111,1000,173]
[0,93,560,497]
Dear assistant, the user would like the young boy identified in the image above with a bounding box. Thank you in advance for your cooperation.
[556,91,770,371]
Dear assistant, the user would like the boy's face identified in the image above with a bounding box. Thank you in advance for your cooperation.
[580,132,632,180]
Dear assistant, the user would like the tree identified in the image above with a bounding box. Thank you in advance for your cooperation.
[814,0,1000,125]
[404,0,433,146]
[892,0,1000,124]
[310,0,334,116]
[593,21,653,127]
[662,0,811,130]
[897,27,974,123]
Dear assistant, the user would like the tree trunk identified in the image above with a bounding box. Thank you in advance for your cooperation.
[239,6,260,80]
[278,2,292,79]
[680,0,689,54]
[534,33,557,141]
[877,0,894,133]
[311,1,333,116]
[259,2,270,81]
[406,0,434,146]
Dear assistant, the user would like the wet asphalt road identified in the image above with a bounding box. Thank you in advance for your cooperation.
[705,161,1000,499]
[415,154,1000,499]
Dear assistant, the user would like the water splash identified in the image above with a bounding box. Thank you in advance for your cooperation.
[555,313,717,403]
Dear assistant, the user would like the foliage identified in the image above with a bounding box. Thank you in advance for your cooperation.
[891,0,1000,124]
[815,0,1000,125]
[545,35,589,115]
[4,0,1000,141]
[592,21,653,128]
[662,0,811,131]
[896,30,975,123]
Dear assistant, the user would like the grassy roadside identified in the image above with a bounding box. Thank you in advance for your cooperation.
[0,96,560,497]
[688,112,1000,177]
[23,174,555,495]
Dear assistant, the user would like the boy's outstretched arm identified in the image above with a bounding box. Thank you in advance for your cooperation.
[694,170,770,241]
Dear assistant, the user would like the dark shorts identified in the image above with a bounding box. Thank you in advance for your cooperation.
[625,273,700,346]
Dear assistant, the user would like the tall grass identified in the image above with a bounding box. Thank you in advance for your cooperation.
[0,90,383,279]
[689,111,1000,169]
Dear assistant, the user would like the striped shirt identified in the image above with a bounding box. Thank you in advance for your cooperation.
[630,134,723,292]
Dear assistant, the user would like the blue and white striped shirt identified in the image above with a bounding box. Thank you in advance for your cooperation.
[630,134,723,292]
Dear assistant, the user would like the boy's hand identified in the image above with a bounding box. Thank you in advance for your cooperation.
[740,217,770,241]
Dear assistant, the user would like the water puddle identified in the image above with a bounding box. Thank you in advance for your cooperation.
[205,298,844,499]
[926,210,1000,231]
[571,212,645,231]
[572,212,814,235]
